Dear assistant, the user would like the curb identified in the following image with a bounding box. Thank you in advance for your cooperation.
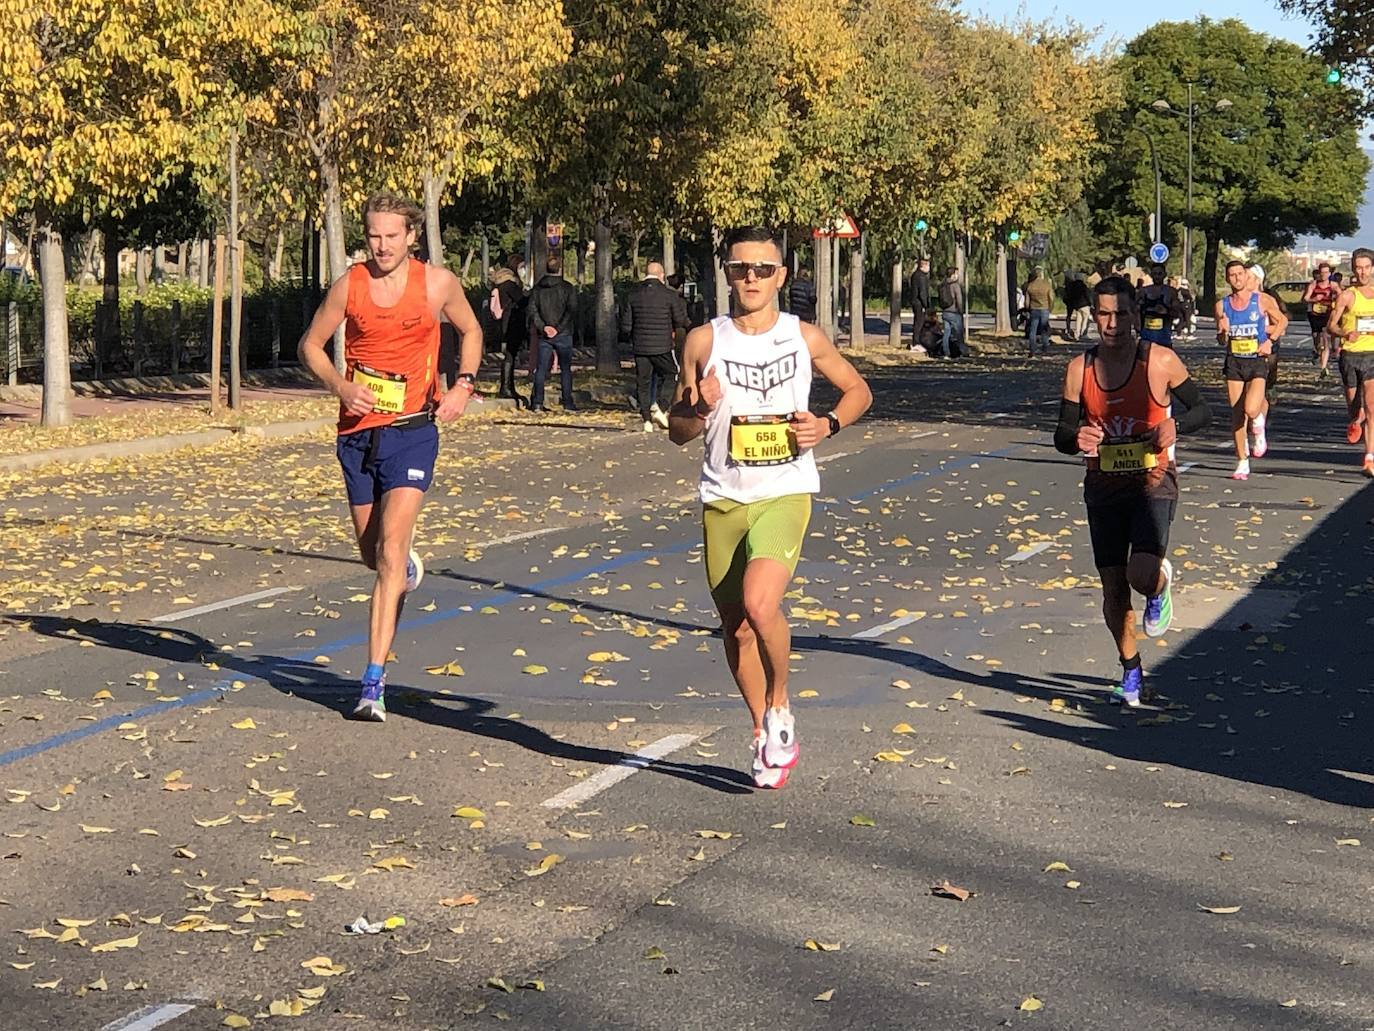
[0,396,525,474]
[0,367,314,404]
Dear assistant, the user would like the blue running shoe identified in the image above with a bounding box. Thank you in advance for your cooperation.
[1143,559,1174,638]
[1120,664,1143,709]
[352,675,387,722]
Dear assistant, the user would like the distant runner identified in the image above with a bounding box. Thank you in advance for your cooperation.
[1325,247,1374,477]
[1215,261,1287,480]
[1303,262,1340,376]
[298,192,482,721]
[1055,276,1211,706]
[670,226,872,788]
[1137,264,1181,348]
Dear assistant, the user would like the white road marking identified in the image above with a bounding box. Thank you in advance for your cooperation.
[910,430,939,439]
[985,412,1012,419]
[541,733,700,809]
[1002,540,1055,563]
[149,587,293,624]
[816,450,857,465]
[476,526,563,548]
[101,1002,198,1031]
[852,613,924,639]
[1178,462,1198,473]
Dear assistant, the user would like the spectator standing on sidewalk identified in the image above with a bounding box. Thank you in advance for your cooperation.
[482,253,528,406]
[529,255,579,413]
[789,267,818,323]
[1064,271,1092,341]
[937,266,965,359]
[909,257,931,350]
[623,260,690,432]
[1024,266,1054,355]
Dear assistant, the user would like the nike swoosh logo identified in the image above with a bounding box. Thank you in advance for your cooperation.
[784,546,799,560]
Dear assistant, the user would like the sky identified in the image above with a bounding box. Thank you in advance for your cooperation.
[966,0,1316,47]
[968,1,1369,251]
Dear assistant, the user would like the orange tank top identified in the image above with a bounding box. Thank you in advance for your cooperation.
[338,258,439,434]
[1080,343,1177,504]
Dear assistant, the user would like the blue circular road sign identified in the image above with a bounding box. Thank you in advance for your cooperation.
[1149,242,1169,264]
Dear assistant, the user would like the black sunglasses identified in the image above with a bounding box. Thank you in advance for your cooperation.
[724,260,781,280]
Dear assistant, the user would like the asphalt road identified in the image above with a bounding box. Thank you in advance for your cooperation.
[2,329,1373,1031]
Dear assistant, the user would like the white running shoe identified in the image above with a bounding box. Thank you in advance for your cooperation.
[642,420,655,433]
[762,705,800,769]
[751,733,789,789]
[405,548,424,593]
[650,404,669,429]
[1250,416,1268,459]
[1231,459,1250,481]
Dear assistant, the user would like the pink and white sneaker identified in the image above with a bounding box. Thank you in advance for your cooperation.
[751,733,789,789]
[1250,417,1268,459]
[1231,459,1250,481]
[762,705,800,769]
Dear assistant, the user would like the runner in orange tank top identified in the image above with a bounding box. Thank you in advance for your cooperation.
[1054,276,1210,707]
[298,191,482,722]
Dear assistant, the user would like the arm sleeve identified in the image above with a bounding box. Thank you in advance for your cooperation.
[1053,398,1083,455]
[1170,376,1210,435]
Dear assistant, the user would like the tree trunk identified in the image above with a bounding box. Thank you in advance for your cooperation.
[630,227,644,279]
[480,230,490,282]
[100,218,121,374]
[423,170,446,266]
[272,229,285,283]
[459,247,474,281]
[152,244,166,284]
[574,230,584,286]
[848,231,865,349]
[135,249,148,295]
[593,216,616,373]
[888,254,903,349]
[662,223,675,276]
[178,241,189,279]
[830,237,842,340]
[320,158,347,373]
[228,133,243,410]
[210,234,226,413]
[994,240,1012,336]
[198,238,209,288]
[35,210,72,427]
[300,214,313,325]
[712,226,728,317]
[1201,229,1220,311]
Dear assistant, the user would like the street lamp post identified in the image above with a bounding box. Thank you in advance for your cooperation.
[1132,126,1163,251]
[1151,87,1233,282]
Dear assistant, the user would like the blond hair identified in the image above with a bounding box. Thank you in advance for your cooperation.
[362,191,423,233]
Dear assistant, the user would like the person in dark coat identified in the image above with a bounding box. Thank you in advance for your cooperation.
[480,252,527,404]
[528,255,579,412]
[789,267,818,323]
[621,261,689,431]
[909,257,931,349]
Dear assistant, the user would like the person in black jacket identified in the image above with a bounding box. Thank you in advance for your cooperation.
[528,255,579,412]
[480,253,527,404]
[789,267,818,323]
[909,257,931,349]
[623,261,689,431]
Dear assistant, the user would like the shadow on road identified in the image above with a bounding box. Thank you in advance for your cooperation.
[5,614,752,796]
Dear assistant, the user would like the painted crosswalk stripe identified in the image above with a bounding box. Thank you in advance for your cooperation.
[541,734,699,809]
[852,613,924,639]
[150,587,293,624]
[100,1002,198,1031]
[1003,540,1055,564]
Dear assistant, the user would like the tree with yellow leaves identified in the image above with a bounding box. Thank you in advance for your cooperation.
[0,1,267,425]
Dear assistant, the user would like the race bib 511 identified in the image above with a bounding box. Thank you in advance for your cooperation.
[1098,437,1158,474]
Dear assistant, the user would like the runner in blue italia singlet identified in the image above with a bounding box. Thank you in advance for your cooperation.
[669,226,872,790]
[1215,260,1287,480]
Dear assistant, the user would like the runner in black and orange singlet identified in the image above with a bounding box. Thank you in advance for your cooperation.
[1303,262,1340,376]
[298,192,483,721]
[1054,276,1211,707]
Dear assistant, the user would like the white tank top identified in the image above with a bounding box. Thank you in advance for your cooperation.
[699,312,820,503]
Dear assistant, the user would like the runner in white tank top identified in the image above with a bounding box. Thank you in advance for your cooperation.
[668,226,872,790]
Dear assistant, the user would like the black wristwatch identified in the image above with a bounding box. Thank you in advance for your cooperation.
[825,411,842,438]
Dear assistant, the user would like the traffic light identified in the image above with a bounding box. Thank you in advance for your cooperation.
[1008,230,1021,243]
[1327,67,1343,85]
[915,219,928,233]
